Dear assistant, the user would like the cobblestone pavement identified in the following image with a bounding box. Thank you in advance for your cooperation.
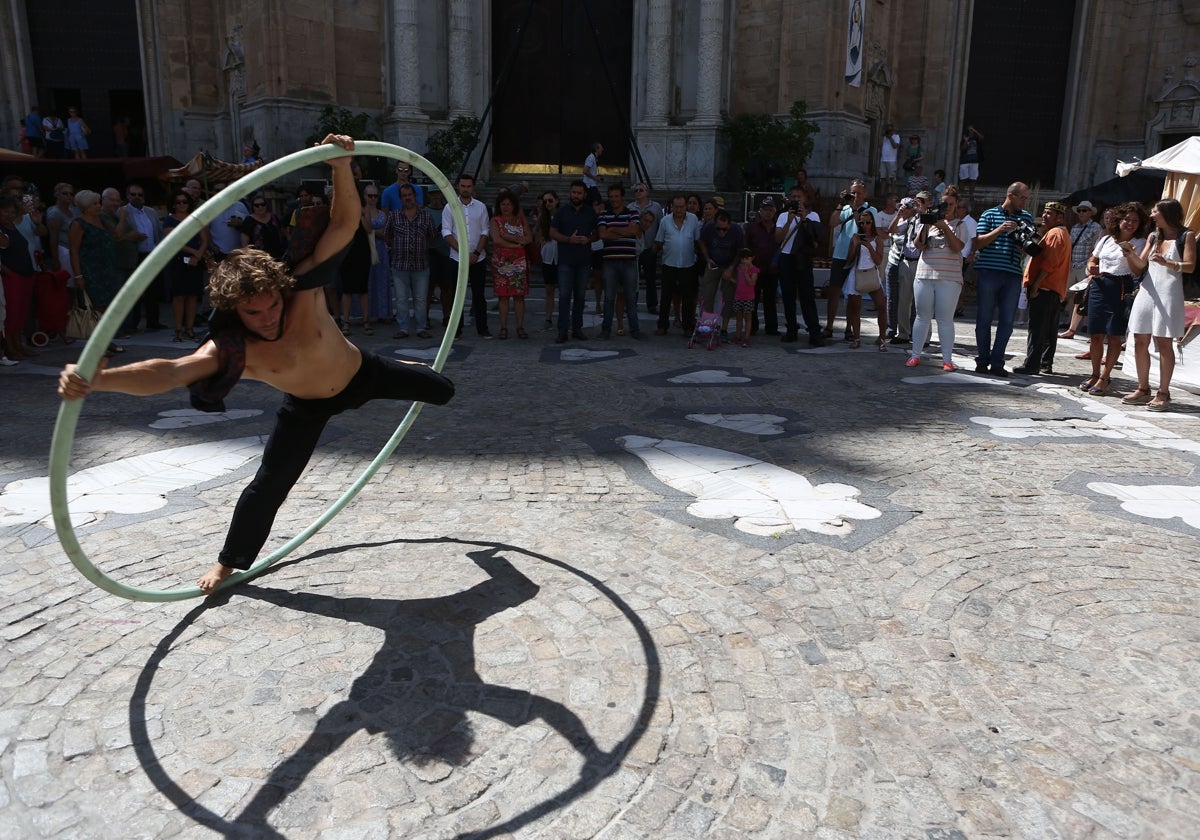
[2,301,1198,839]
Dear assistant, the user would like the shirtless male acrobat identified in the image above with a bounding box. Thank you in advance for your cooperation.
[58,135,456,594]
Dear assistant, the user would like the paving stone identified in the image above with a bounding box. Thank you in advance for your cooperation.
[2,315,1197,837]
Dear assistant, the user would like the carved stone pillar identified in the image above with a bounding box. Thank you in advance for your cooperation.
[389,0,426,120]
[691,0,724,126]
[642,0,672,126]
[447,0,474,119]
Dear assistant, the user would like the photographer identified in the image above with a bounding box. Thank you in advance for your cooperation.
[1013,201,1071,376]
[775,187,825,344]
[826,179,876,340]
[971,181,1034,376]
[886,192,929,345]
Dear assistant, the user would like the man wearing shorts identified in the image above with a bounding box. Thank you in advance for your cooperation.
[58,136,455,595]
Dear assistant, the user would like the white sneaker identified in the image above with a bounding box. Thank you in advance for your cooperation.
[0,356,18,366]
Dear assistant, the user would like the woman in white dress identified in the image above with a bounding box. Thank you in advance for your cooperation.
[1122,199,1196,411]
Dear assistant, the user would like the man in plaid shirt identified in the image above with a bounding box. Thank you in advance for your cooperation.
[384,183,437,338]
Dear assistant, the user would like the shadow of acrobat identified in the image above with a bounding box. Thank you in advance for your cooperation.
[129,537,660,839]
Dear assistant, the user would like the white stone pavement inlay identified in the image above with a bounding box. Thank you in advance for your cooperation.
[561,349,620,361]
[687,412,788,435]
[149,408,262,429]
[618,434,880,536]
[1088,481,1200,529]
[0,436,265,528]
[667,369,752,385]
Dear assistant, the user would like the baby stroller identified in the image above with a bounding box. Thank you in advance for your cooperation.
[688,310,721,350]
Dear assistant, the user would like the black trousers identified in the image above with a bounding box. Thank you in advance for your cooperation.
[1021,290,1061,371]
[639,248,659,310]
[455,258,489,335]
[217,351,455,569]
[658,264,698,333]
[756,266,779,334]
[778,253,820,338]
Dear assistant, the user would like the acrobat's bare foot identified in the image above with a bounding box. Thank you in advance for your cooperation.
[198,562,235,595]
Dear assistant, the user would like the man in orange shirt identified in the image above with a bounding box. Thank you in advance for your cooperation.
[1013,201,1071,375]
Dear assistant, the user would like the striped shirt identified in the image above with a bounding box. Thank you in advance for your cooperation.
[597,207,640,259]
[1069,220,1102,268]
[974,205,1034,275]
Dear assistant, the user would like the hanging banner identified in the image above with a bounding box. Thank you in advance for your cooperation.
[845,0,864,87]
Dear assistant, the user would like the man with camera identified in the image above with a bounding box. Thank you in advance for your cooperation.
[1013,201,1071,376]
[885,192,930,345]
[775,186,824,344]
[971,182,1034,376]
[827,179,876,339]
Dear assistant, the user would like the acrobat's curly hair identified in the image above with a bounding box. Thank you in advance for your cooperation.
[206,248,295,311]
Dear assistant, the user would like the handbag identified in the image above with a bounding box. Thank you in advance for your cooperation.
[854,265,882,294]
[66,290,100,340]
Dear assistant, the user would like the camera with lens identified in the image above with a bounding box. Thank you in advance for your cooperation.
[1011,220,1044,256]
[788,199,802,213]
[919,201,948,224]
[840,191,854,205]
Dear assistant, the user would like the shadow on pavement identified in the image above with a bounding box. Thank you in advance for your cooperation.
[128,537,661,839]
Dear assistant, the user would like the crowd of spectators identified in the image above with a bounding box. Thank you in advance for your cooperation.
[0,150,1194,407]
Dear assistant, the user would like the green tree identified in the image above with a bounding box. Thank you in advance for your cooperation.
[424,116,481,179]
[306,105,386,181]
[721,100,820,191]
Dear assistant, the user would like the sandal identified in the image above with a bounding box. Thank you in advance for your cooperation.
[1121,387,1153,405]
[1079,377,1098,391]
[173,331,183,343]
[1147,392,1171,412]
[340,320,351,334]
[498,328,508,339]
[821,327,834,338]
[185,329,197,341]
[875,337,887,352]
[849,338,861,349]
[1057,329,1076,339]
[363,323,374,335]
[516,327,529,339]
[1087,376,1111,396]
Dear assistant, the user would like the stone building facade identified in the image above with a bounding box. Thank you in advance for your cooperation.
[2,0,1197,196]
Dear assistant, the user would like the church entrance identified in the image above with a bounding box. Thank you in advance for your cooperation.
[963,0,1076,189]
[490,0,634,177]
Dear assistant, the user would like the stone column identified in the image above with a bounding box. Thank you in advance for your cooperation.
[642,0,672,126]
[447,0,474,119]
[388,0,426,120]
[691,0,725,126]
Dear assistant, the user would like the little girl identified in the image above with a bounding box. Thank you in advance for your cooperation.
[733,248,758,347]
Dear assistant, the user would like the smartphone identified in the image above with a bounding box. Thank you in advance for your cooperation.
[182,256,191,265]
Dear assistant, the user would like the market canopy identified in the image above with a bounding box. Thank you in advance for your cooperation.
[1116,136,1200,177]
[1116,135,1200,230]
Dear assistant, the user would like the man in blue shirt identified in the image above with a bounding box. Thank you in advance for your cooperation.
[381,162,424,210]
[551,180,599,343]
[972,181,1033,376]
[24,106,44,158]
[654,195,700,335]
[826,179,876,338]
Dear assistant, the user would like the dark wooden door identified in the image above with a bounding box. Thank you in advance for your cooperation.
[963,1,1076,189]
[491,0,633,173]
